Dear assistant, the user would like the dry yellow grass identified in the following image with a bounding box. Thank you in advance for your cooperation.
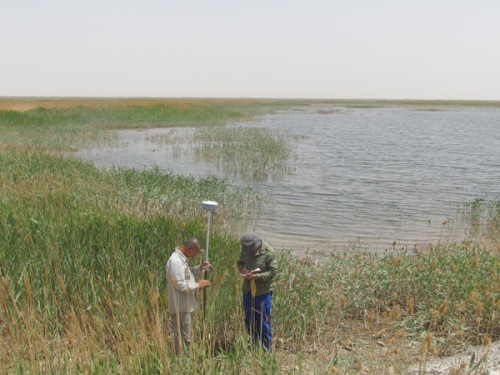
[0,97,292,111]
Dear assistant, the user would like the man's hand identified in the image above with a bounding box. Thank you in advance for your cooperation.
[243,273,257,280]
[201,261,212,270]
[198,280,211,289]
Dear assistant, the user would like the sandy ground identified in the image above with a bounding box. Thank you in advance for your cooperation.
[406,341,500,375]
[275,327,500,374]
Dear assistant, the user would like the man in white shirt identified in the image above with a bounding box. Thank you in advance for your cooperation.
[166,237,211,355]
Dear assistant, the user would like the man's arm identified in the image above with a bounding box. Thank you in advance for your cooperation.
[237,252,245,272]
[191,261,211,276]
[255,253,278,282]
[166,258,199,293]
[190,264,202,276]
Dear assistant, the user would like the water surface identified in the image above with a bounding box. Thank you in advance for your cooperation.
[75,105,500,253]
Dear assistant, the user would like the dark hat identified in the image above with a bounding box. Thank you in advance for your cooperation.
[240,233,262,253]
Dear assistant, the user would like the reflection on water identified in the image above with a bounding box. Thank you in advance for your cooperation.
[74,105,500,254]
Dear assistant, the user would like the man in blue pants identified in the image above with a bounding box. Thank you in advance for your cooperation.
[237,233,278,350]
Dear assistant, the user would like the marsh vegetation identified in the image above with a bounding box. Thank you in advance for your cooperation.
[147,126,301,179]
[0,98,499,374]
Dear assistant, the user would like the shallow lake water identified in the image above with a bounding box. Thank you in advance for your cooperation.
[74,104,500,254]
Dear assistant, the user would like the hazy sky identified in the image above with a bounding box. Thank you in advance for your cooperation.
[1,0,499,100]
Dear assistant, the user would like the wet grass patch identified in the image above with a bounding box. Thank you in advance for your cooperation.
[147,125,302,179]
[192,126,300,179]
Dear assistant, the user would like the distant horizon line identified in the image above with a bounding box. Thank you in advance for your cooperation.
[1,95,499,103]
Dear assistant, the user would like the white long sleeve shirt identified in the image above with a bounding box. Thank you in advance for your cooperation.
[166,248,202,314]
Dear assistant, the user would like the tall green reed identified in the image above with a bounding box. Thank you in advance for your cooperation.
[323,242,500,352]
[0,150,274,373]
[193,126,299,179]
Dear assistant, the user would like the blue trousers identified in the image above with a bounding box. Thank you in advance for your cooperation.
[243,292,272,350]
